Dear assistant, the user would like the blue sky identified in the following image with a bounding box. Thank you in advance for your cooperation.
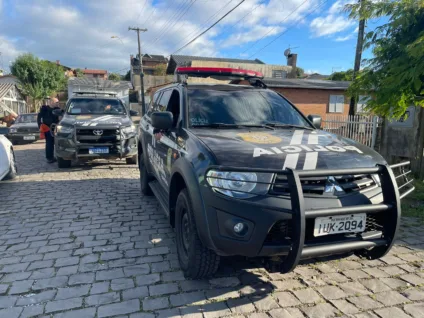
[0,0,378,75]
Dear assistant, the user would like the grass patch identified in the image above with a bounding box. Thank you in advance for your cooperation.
[401,180,424,222]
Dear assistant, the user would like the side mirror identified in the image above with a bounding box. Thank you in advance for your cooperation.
[53,109,64,117]
[308,114,322,129]
[151,111,173,130]
[129,110,139,117]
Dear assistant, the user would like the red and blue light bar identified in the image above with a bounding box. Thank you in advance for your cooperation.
[175,67,264,79]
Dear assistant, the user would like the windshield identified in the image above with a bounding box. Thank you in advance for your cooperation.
[15,114,37,123]
[188,89,311,128]
[67,98,126,115]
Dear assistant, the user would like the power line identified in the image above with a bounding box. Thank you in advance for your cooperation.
[171,0,245,55]
[247,0,330,58]
[136,0,149,21]
[239,0,310,57]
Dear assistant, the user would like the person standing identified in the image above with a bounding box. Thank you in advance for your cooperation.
[37,97,60,163]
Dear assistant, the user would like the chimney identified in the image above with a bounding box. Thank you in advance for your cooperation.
[56,60,60,65]
[287,53,297,78]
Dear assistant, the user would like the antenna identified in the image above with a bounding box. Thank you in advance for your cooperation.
[284,48,291,57]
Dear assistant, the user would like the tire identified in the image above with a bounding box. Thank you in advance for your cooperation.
[139,152,153,196]
[126,155,138,165]
[4,149,17,180]
[57,157,71,168]
[175,189,220,279]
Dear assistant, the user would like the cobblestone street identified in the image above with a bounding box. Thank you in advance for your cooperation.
[0,141,424,318]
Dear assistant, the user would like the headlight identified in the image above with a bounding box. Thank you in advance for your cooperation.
[9,128,17,133]
[56,125,73,134]
[206,170,271,199]
[122,125,136,137]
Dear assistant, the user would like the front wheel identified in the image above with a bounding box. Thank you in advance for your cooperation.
[57,157,71,168]
[176,189,220,279]
[139,152,153,196]
[4,149,17,180]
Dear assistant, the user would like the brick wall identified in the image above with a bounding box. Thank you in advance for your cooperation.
[270,87,349,118]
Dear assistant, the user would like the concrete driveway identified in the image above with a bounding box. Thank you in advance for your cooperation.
[0,141,423,318]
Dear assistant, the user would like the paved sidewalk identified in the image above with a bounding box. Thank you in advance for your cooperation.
[0,141,423,318]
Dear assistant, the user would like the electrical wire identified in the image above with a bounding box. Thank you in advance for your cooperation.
[171,0,245,55]
[136,0,149,22]
[247,0,330,58]
[239,0,310,56]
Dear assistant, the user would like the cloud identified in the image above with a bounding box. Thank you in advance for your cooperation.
[310,0,355,37]
[221,25,284,48]
[0,36,23,72]
[335,34,353,42]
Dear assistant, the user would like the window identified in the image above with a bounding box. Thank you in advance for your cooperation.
[157,90,172,112]
[272,70,287,78]
[188,88,310,127]
[166,90,180,128]
[147,91,162,116]
[357,95,371,113]
[67,98,126,115]
[329,95,345,113]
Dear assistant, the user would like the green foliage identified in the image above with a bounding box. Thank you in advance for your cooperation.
[328,69,354,81]
[345,0,424,118]
[10,53,66,109]
[153,64,167,76]
[108,73,121,81]
[74,68,84,77]
[124,70,131,81]
[296,67,305,78]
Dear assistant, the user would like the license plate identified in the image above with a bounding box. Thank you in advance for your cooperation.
[89,147,109,154]
[23,136,36,140]
[314,214,366,237]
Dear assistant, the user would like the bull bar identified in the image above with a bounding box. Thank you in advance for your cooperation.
[205,162,414,273]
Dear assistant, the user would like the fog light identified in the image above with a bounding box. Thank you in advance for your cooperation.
[234,223,245,234]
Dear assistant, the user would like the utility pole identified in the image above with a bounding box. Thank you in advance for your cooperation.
[128,27,148,114]
[349,0,365,116]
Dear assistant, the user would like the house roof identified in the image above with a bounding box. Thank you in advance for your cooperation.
[83,69,108,75]
[143,54,168,63]
[263,78,350,90]
[0,75,18,84]
[0,83,15,100]
[68,77,132,91]
[170,55,265,65]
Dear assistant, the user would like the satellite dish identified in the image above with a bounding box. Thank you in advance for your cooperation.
[284,48,291,57]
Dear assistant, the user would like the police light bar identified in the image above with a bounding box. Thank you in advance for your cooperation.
[175,67,264,79]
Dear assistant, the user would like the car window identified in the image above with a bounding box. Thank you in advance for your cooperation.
[157,90,172,112]
[187,89,311,127]
[15,114,37,123]
[67,98,126,115]
[147,91,162,116]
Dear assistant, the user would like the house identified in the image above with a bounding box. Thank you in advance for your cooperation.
[67,77,132,105]
[132,54,168,75]
[166,55,294,79]
[82,69,108,79]
[263,78,351,118]
[0,75,29,118]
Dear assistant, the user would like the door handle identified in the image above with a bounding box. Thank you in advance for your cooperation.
[146,124,149,130]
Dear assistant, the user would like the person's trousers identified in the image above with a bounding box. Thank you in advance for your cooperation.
[45,131,55,160]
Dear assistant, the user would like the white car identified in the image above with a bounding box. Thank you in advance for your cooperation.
[0,135,17,180]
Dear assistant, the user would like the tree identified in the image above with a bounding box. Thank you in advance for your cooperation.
[345,0,424,118]
[153,64,167,76]
[10,53,66,111]
[108,73,121,81]
[124,70,131,81]
[74,68,84,77]
[328,69,354,81]
[296,67,305,78]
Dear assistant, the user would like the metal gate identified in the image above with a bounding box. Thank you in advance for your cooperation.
[322,114,380,149]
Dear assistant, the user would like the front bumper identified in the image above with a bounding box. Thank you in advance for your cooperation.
[200,163,414,272]
[7,133,39,142]
[55,135,137,160]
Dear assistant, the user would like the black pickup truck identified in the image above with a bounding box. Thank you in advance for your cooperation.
[137,67,415,279]
[54,92,139,168]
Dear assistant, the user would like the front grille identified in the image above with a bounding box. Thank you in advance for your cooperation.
[76,128,120,144]
[365,214,384,232]
[264,220,292,244]
[270,174,376,196]
[17,128,38,133]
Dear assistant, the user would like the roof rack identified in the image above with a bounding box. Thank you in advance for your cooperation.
[72,90,118,97]
[174,67,267,87]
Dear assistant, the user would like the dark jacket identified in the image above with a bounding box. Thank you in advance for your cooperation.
[37,105,60,128]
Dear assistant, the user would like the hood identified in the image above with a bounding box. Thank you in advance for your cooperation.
[10,122,38,129]
[192,128,385,171]
[61,114,132,128]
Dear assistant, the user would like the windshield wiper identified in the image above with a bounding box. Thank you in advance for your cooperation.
[238,124,274,130]
[191,123,240,128]
[264,122,313,130]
